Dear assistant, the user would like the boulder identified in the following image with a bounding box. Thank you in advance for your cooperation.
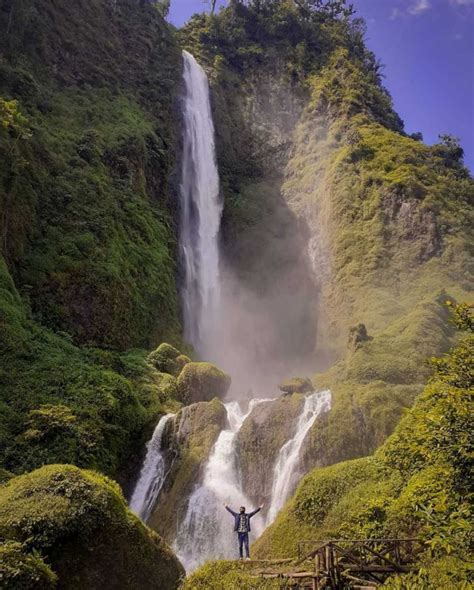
[0,465,184,590]
[176,362,231,405]
[236,394,305,505]
[278,376,313,395]
[148,399,227,540]
[147,343,184,377]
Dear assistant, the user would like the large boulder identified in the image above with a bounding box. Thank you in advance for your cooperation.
[236,394,305,505]
[278,376,313,395]
[149,399,227,541]
[147,343,190,377]
[0,465,184,590]
[176,362,231,404]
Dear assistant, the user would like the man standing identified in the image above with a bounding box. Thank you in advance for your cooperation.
[224,503,263,560]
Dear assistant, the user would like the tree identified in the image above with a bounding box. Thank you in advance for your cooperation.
[204,0,218,14]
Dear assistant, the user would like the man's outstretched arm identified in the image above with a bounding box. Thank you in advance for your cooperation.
[248,504,264,518]
[224,504,237,516]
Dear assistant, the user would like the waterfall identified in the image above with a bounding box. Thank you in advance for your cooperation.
[266,390,331,525]
[174,400,269,571]
[129,413,175,521]
[180,50,223,358]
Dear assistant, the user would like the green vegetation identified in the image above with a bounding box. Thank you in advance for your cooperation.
[176,362,231,404]
[0,0,185,476]
[0,464,184,589]
[148,343,189,377]
[255,304,473,587]
[180,561,280,590]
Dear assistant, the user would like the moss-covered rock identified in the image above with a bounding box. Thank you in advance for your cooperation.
[278,377,313,395]
[300,299,454,471]
[0,465,184,590]
[149,399,227,542]
[236,395,304,505]
[147,343,186,377]
[176,362,231,405]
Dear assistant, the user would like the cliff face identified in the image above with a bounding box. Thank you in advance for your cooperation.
[1,0,182,350]
[181,2,473,471]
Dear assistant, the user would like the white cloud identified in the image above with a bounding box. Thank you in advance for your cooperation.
[408,0,432,15]
[449,0,474,5]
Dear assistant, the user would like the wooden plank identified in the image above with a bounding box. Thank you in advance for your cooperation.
[338,564,415,573]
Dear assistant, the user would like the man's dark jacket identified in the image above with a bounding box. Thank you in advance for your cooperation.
[225,506,261,532]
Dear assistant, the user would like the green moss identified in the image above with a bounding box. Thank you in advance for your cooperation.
[253,457,381,559]
[180,560,280,590]
[278,377,313,394]
[0,0,185,476]
[176,362,231,405]
[0,465,184,590]
[148,343,184,377]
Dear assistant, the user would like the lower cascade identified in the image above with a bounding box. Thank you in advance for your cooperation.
[266,390,332,525]
[173,400,269,572]
[129,413,175,521]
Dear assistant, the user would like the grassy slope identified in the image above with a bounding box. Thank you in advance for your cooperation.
[0,0,184,475]
[254,305,473,588]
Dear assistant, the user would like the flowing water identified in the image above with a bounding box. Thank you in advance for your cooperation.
[179,50,223,359]
[174,400,269,572]
[130,52,333,571]
[129,413,175,521]
[266,390,332,525]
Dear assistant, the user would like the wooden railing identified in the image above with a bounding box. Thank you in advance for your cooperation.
[255,538,424,589]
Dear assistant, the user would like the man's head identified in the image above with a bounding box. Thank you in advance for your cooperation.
[240,506,246,514]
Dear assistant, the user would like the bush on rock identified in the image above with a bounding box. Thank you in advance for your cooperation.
[147,343,185,377]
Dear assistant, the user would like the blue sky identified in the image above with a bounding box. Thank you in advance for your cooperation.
[169,0,474,172]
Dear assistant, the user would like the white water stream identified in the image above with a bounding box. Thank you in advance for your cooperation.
[180,50,223,359]
[129,413,175,521]
[174,400,269,571]
[266,390,332,525]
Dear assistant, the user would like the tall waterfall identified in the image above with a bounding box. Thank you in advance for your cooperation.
[174,400,269,572]
[129,413,175,521]
[180,50,223,358]
[266,390,331,525]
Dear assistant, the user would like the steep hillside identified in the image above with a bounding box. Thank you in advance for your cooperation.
[0,0,185,476]
[254,303,473,588]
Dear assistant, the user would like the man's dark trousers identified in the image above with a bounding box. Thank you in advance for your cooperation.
[238,532,249,558]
